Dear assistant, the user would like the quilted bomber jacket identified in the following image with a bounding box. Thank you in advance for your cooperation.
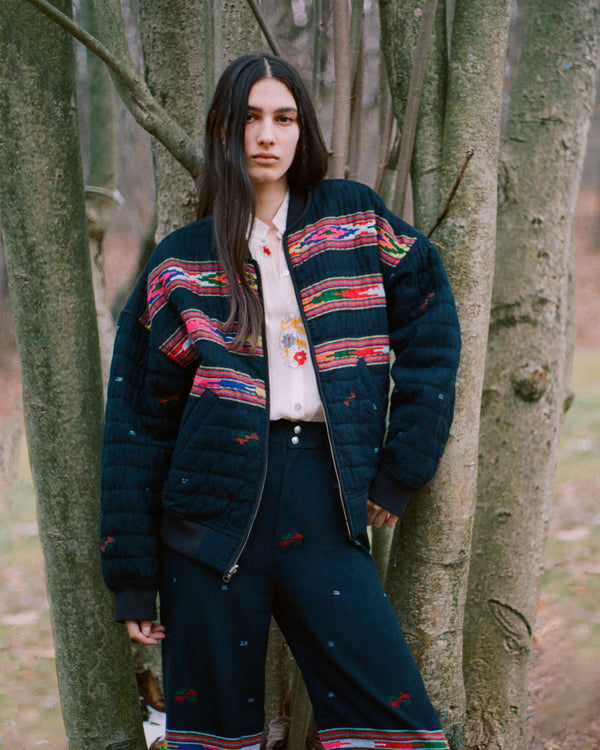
[100,179,461,621]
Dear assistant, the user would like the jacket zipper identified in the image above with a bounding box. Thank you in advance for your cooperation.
[280,234,354,541]
[222,261,270,582]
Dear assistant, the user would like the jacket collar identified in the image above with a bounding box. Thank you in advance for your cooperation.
[286,187,309,231]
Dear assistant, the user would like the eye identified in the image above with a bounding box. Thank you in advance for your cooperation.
[246,112,256,122]
[278,114,296,124]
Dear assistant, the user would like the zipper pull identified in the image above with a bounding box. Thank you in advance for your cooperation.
[223,563,239,583]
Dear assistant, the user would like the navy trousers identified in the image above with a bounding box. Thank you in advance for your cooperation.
[160,420,448,750]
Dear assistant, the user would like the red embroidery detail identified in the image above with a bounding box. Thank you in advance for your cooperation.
[293,351,307,366]
[175,688,199,704]
[280,532,304,548]
[263,246,271,256]
[389,692,412,707]
[344,392,357,406]
[159,394,180,406]
[235,431,260,446]
[420,292,435,311]
[100,536,115,553]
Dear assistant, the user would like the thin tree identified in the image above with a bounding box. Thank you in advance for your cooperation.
[330,0,352,177]
[463,2,600,748]
[380,1,512,746]
[78,0,120,387]
[0,1,146,747]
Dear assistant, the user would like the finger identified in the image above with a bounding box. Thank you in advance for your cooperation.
[125,620,163,646]
[371,508,389,529]
[385,512,399,529]
[367,501,381,525]
[149,623,167,639]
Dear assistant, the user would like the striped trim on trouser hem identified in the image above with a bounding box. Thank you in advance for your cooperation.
[164,730,263,750]
[318,728,450,749]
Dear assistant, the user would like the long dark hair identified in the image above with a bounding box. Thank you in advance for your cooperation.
[197,54,329,350]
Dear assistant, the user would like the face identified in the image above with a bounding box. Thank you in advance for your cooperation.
[244,77,300,193]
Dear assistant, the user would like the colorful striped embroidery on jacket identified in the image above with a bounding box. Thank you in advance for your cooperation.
[147,260,230,317]
[181,309,262,356]
[376,217,417,266]
[314,336,390,371]
[164,729,263,750]
[190,366,266,407]
[300,275,385,318]
[159,325,198,366]
[287,212,378,265]
[319,728,449,750]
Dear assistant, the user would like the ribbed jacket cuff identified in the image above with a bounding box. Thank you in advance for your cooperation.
[112,585,158,623]
[369,466,413,519]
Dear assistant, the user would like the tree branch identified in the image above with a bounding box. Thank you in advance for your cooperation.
[245,0,282,57]
[427,148,474,237]
[393,0,439,215]
[23,0,203,179]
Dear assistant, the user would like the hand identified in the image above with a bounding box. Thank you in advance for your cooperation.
[367,500,399,529]
[125,620,166,646]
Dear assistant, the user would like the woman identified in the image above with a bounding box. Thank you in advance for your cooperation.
[101,54,460,750]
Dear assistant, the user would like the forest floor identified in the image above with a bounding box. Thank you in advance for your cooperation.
[0,191,599,749]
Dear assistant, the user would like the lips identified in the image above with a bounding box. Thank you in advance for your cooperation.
[252,153,279,163]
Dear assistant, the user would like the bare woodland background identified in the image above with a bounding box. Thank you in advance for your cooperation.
[0,0,599,749]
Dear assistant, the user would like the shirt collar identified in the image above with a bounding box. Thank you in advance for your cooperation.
[250,192,290,241]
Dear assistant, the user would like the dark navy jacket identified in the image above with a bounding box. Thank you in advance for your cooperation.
[100,179,461,621]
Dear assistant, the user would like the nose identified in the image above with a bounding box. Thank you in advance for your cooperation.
[257,117,275,145]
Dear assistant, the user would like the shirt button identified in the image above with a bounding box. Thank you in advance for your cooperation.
[294,425,302,434]
[282,270,290,277]
[291,436,300,445]
[294,403,302,411]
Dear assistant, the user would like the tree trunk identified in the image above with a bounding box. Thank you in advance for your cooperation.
[78,0,119,388]
[382,0,511,745]
[0,2,146,748]
[329,0,351,178]
[463,3,600,748]
[378,0,446,228]
[138,0,261,240]
[411,0,447,232]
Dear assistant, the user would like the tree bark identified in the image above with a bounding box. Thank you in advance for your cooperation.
[0,2,146,748]
[463,3,600,748]
[24,0,203,183]
[411,0,447,231]
[383,0,511,745]
[329,0,351,178]
[391,0,438,217]
[78,0,119,389]
[138,0,261,239]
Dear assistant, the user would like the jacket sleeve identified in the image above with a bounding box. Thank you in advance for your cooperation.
[100,271,197,621]
[369,202,461,518]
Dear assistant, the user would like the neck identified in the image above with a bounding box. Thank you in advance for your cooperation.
[252,180,288,224]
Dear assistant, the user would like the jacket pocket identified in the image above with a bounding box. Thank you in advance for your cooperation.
[356,357,386,414]
[172,388,219,456]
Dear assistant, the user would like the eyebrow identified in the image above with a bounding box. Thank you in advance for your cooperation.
[247,105,298,114]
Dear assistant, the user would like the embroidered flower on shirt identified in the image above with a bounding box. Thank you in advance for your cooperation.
[282,332,296,349]
[294,351,307,366]
[279,316,308,368]
[263,246,271,256]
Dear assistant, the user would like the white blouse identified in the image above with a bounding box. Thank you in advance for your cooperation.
[248,194,325,422]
